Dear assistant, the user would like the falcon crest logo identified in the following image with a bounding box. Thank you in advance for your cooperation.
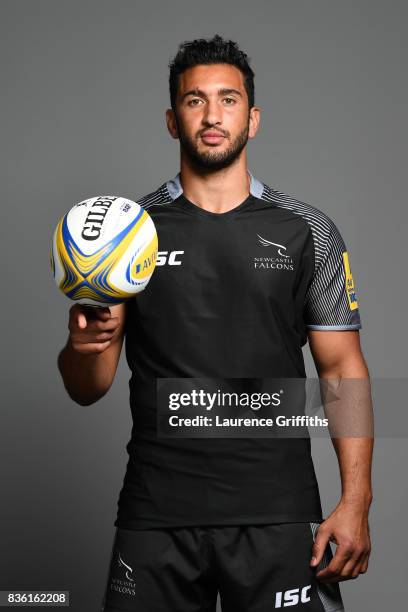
[253,235,294,271]
[257,234,290,258]
[118,552,135,582]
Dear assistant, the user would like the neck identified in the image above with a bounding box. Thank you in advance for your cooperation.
[179,154,251,214]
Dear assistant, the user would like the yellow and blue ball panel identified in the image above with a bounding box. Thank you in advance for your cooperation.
[53,207,157,304]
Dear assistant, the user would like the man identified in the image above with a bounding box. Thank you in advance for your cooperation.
[58,35,373,612]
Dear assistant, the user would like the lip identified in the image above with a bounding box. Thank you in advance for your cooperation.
[201,131,225,144]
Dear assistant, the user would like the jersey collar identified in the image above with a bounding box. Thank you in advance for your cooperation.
[166,170,264,201]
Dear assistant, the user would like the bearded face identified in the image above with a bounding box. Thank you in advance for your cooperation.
[169,63,256,172]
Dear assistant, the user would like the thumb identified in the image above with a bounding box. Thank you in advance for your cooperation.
[77,310,87,329]
[310,525,330,567]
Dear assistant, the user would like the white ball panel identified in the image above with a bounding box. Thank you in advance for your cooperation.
[66,197,142,256]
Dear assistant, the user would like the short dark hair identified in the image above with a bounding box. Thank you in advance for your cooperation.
[168,34,255,111]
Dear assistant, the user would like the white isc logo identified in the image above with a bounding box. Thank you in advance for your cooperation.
[156,250,184,266]
[275,585,311,607]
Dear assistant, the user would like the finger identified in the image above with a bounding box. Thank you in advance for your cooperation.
[316,544,353,581]
[352,548,371,577]
[310,526,330,567]
[344,540,371,579]
[71,340,111,354]
[84,317,120,332]
[72,331,115,344]
[84,305,112,321]
[69,304,88,330]
[349,561,365,579]
[319,546,371,583]
[77,311,88,329]
[359,556,370,574]
[338,551,365,580]
[320,574,357,584]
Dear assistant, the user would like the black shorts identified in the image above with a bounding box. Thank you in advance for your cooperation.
[101,522,344,612]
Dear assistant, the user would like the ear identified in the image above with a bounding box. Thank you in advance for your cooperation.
[248,106,261,139]
[166,108,179,139]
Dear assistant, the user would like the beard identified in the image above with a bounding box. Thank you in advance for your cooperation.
[176,116,250,172]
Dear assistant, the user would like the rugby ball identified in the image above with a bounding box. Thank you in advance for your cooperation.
[51,196,158,307]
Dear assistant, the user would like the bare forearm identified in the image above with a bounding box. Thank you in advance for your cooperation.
[319,355,373,508]
[331,436,373,508]
[58,337,118,405]
[58,337,110,405]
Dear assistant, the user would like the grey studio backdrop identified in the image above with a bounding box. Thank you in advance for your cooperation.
[1,1,407,610]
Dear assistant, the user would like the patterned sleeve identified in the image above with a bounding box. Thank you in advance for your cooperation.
[304,219,362,330]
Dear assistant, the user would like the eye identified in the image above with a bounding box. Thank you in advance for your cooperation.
[223,97,236,105]
[188,98,203,106]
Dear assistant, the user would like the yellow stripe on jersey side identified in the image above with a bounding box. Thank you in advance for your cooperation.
[342,251,359,311]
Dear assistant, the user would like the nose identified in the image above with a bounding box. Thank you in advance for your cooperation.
[202,98,222,127]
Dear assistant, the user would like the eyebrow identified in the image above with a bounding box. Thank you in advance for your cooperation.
[181,87,243,101]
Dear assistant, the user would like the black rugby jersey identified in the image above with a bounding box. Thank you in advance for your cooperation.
[114,171,361,530]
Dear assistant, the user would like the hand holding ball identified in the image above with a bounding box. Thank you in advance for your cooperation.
[51,196,158,307]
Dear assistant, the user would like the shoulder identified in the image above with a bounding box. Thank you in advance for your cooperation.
[134,180,173,211]
[259,181,346,268]
[260,181,338,235]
